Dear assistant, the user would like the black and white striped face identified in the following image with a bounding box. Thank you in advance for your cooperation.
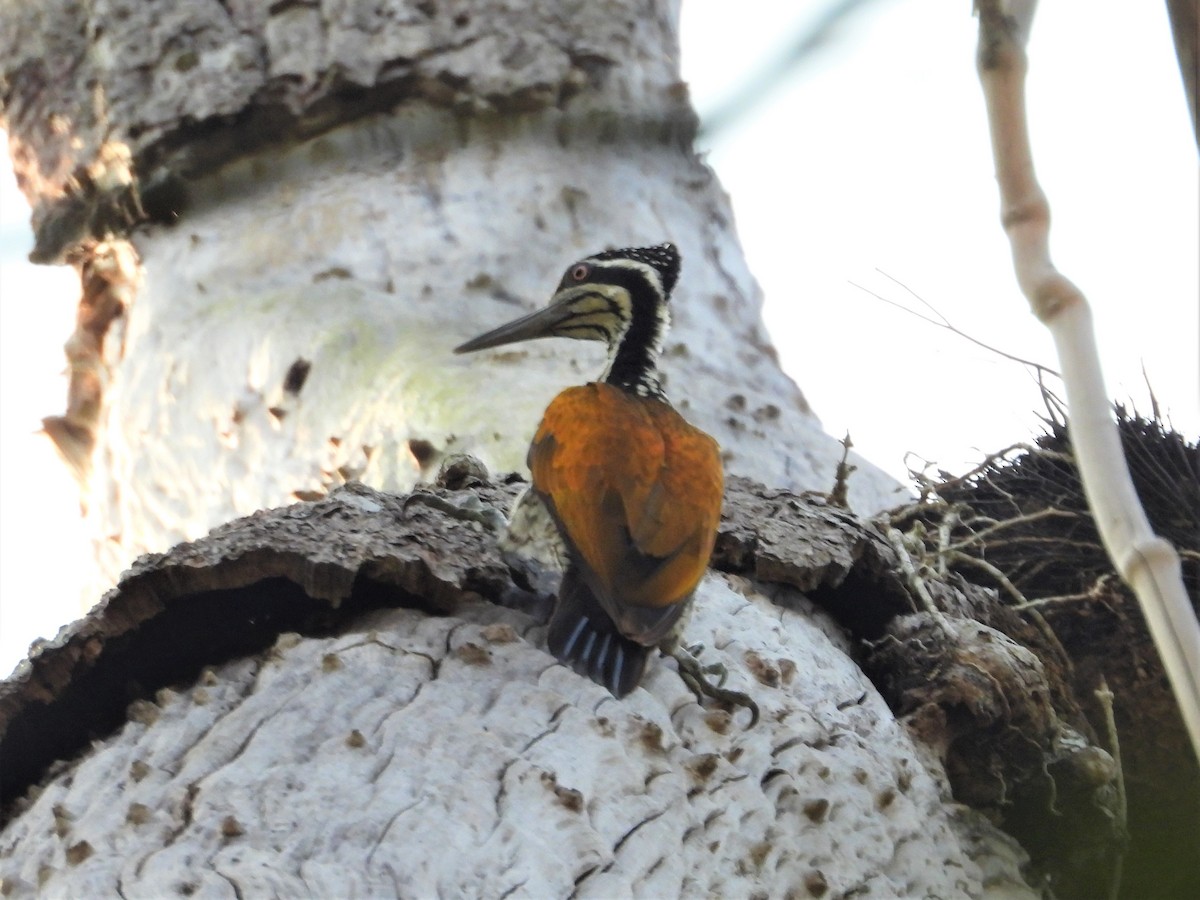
[454,243,679,357]
[544,245,677,347]
[567,243,680,300]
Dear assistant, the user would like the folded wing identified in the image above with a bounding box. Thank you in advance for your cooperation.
[529,383,723,647]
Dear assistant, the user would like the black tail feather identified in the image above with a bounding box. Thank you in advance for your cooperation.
[546,565,650,698]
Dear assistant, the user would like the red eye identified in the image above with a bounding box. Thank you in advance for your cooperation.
[571,264,589,281]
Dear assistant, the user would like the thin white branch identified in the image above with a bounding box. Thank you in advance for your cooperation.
[974,0,1200,759]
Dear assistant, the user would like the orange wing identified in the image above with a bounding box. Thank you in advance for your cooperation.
[528,383,723,639]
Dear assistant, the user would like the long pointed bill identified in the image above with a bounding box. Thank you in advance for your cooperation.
[454,298,576,354]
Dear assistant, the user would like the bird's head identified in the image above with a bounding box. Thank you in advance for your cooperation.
[454,243,679,356]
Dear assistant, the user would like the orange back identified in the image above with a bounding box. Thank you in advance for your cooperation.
[528,383,723,618]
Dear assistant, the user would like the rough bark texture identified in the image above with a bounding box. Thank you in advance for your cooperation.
[1,472,1123,896]
[0,0,904,594]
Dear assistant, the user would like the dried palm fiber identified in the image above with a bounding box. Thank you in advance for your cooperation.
[918,401,1198,900]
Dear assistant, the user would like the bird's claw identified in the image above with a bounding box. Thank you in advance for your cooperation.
[704,662,730,688]
[681,642,729,686]
[668,644,759,728]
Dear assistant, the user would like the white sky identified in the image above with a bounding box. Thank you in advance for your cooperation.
[1,0,1196,674]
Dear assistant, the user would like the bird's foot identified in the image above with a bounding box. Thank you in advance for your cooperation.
[666,641,759,728]
[401,490,508,532]
[681,643,729,687]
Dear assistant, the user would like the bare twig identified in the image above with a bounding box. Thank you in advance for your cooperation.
[949,549,1026,606]
[942,507,1074,554]
[934,503,961,576]
[904,442,1063,499]
[1015,573,1120,610]
[945,548,1072,670]
[850,275,1060,379]
[974,0,1200,758]
[886,526,951,627]
[1095,677,1127,900]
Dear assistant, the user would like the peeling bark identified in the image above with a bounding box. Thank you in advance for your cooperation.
[39,240,139,482]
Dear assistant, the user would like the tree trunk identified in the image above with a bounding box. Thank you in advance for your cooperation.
[1,1,1105,895]
[0,479,1041,898]
[2,0,900,594]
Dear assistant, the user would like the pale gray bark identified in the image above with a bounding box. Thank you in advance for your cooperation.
[0,481,1041,898]
[1,0,902,593]
[1,592,1031,899]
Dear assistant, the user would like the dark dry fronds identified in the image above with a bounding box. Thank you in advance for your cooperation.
[928,406,1198,603]
[890,403,1198,900]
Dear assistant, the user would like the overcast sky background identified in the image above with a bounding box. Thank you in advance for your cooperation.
[1,0,1196,673]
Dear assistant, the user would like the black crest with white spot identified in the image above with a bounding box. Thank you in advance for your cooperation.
[591,243,681,297]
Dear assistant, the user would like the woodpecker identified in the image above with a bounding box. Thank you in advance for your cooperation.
[456,243,756,721]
